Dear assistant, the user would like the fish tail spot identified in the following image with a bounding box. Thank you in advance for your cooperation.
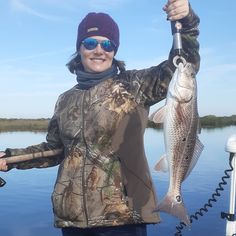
[176,195,182,202]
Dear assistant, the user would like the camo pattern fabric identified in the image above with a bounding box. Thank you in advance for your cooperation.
[5,8,200,229]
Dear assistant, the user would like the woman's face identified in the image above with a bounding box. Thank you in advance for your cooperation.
[80,36,115,73]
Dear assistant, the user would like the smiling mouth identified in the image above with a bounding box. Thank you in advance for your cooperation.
[91,58,105,62]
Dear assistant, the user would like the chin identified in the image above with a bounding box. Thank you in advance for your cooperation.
[91,67,109,73]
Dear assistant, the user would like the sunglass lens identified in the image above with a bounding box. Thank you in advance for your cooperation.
[83,38,98,50]
[101,40,114,52]
[82,38,116,52]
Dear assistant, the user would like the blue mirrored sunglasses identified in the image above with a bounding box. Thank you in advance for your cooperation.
[82,38,116,52]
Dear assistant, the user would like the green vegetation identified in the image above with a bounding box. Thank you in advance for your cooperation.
[200,115,236,128]
[0,115,235,132]
[0,118,50,132]
[147,115,236,129]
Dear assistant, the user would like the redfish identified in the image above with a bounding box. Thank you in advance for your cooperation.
[150,62,204,225]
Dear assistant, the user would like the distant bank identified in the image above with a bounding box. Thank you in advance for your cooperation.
[0,118,50,132]
[148,115,236,129]
[0,115,236,132]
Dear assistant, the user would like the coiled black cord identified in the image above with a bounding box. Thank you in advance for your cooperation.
[0,177,6,187]
[174,153,234,236]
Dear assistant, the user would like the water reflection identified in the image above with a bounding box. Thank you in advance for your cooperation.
[0,127,235,236]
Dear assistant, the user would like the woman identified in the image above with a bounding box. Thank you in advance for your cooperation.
[0,0,200,235]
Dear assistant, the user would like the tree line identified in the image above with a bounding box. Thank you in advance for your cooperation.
[0,118,50,132]
[148,115,236,129]
[0,115,236,132]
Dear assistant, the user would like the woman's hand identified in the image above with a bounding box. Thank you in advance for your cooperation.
[163,0,190,21]
[0,152,8,171]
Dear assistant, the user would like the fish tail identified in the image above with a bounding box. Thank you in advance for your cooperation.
[154,192,190,226]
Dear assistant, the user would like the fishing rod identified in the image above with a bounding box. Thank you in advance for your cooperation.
[0,148,63,187]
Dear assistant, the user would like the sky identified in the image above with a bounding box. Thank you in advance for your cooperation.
[0,0,236,118]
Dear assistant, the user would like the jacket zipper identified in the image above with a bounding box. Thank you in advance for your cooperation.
[81,90,89,226]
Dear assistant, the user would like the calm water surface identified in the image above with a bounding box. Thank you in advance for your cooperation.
[0,127,236,236]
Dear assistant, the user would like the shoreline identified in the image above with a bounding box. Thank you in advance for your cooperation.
[0,115,236,132]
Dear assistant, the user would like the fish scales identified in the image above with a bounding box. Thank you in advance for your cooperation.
[150,62,204,225]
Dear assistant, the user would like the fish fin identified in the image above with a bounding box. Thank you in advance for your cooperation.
[154,155,169,172]
[184,137,204,180]
[154,192,190,226]
[149,106,166,124]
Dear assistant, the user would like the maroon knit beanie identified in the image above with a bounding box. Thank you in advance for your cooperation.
[76,12,120,53]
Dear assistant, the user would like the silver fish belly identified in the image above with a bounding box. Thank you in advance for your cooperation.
[150,62,204,225]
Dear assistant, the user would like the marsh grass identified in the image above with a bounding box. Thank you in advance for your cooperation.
[1,115,235,132]
[148,115,236,129]
[0,118,49,132]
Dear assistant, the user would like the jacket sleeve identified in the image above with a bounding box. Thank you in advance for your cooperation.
[4,108,64,170]
[124,6,200,107]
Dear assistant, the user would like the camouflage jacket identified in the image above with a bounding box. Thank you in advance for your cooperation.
[5,8,200,229]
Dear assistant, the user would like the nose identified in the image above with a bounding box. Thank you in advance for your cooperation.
[93,43,104,53]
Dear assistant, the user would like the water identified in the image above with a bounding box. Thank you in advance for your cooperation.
[0,127,236,236]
